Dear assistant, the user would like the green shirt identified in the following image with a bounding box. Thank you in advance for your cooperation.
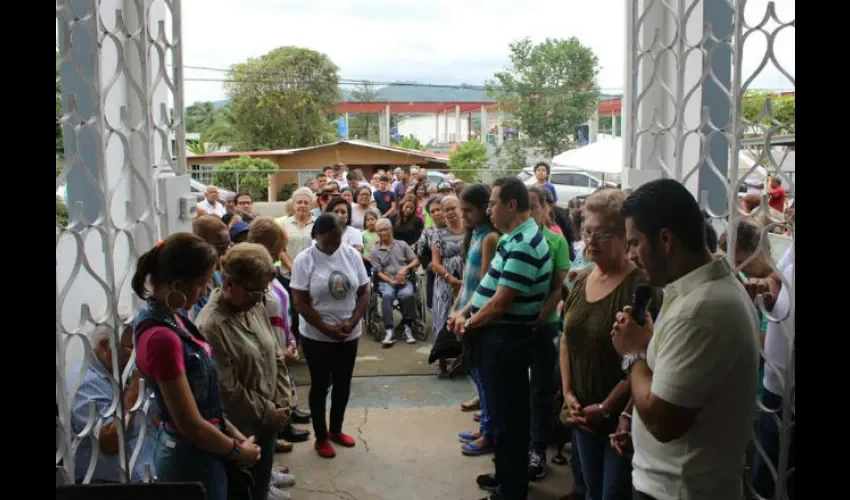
[542,226,571,324]
[470,217,552,325]
[362,230,379,257]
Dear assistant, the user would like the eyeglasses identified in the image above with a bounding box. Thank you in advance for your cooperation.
[581,229,618,242]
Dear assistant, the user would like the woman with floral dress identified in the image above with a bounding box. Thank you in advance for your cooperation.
[429,195,465,377]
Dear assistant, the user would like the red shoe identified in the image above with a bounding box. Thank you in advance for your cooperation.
[329,432,356,448]
[314,440,336,458]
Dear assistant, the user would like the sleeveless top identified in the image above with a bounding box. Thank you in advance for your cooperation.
[134,300,224,427]
[460,226,490,309]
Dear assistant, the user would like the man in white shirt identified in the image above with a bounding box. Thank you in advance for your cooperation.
[612,179,760,500]
[197,185,226,217]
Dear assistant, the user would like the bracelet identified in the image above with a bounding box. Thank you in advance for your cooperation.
[226,439,241,459]
[598,403,611,419]
[620,411,632,420]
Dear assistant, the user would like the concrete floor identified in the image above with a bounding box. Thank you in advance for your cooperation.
[276,376,574,500]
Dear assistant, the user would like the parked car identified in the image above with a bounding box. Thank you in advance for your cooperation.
[518,166,615,207]
[58,179,233,206]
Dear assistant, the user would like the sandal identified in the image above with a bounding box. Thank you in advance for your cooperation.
[461,396,480,412]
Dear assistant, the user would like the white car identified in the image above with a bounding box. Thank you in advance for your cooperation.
[518,166,614,207]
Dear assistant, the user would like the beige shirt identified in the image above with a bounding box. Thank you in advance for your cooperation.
[631,258,759,500]
[195,289,291,437]
[278,215,315,277]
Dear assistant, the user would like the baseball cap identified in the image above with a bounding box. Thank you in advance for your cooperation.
[438,182,453,191]
[229,221,250,240]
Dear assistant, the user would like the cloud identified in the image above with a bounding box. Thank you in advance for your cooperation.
[181,0,793,103]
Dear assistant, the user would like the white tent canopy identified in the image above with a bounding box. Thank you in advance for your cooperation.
[551,137,767,180]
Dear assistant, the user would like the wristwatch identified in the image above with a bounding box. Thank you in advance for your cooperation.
[226,439,241,459]
[621,352,646,377]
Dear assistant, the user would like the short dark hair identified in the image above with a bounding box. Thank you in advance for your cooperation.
[534,161,551,176]
[620,179,706,253]
[379,174,390,183]
[311,213,345,239]
[493,176,530,212]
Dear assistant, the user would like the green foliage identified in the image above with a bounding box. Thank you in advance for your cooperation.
[487,37,600,157]
[225,46,341,150]
[493,139,527,177]
[741,91,795,135]
[392,135,424,151]
[212,156,278,199]
[56,156,63,177]
[56,199,69,226]
[347,83,379,141]
[276,183,300,201]
[185,101,217,133]
[448,140,488,182]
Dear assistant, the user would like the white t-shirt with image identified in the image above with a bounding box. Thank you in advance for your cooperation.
[290,243,370,343]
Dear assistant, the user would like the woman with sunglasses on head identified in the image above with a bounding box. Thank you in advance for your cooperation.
[132,233,260,500]
[290,214,371,459]
[195,243,294,500]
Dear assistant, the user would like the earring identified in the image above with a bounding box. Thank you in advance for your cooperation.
[165,287,188,311]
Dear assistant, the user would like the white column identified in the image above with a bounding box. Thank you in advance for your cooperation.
[435,113,440,145]
[385,104,391,145]
[588,111,599,143]
[344,112,350,140]
[611,114,618,138]
[455,105,461,144]
[496,111,504,146]
[444,110,449,144]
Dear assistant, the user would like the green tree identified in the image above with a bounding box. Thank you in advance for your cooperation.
[493,139,527,177]
[392,135,424,150]
[741,91,795,136]
[447,140,488,182]
[487,37,600,157]
[212,156,278,200]
[185,101,217,133]
[347,83,380,141]
[225,47,340,150]
[204,104,237,147]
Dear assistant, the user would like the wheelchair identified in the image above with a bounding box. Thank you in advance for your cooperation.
[364,268,429,342]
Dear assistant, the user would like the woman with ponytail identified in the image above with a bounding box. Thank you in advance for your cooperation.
[132,233,261,500]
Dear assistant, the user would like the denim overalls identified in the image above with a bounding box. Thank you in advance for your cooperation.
[134,300,228,500]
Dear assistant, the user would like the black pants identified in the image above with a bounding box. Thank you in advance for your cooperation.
[478,325,533,500]
[300,336,359,441]
[529,323,559,453]
[633,490,657,500]
[249,429,277,500]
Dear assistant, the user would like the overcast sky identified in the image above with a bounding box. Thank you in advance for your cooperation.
[181,0,794,104]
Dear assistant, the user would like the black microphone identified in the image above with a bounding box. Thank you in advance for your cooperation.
[631,283,653,326]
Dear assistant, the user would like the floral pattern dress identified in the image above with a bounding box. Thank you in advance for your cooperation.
[431,227,465,337]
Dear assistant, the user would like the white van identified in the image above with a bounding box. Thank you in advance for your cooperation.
[518,166,615,207]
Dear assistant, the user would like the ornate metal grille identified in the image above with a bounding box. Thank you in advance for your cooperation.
[56,0,185,484]
[624,0,794,498]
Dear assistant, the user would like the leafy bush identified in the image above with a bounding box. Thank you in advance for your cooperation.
[276,183,300,201]
[56,200,69,227]
[212,156,278,200]
[447,140,488,182]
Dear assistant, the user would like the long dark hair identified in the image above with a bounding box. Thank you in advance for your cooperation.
[459,183,497,260]
[325,197,352,226]
[394,194,419,230]
[131,233,218,299]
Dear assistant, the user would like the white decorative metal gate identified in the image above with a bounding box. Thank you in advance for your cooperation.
[56,0,191,484]
[623,0,794,498]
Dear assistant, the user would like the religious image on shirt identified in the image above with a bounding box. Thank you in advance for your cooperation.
[328,270,352,300]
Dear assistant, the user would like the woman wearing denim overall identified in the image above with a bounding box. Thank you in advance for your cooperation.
[132,233,261,500]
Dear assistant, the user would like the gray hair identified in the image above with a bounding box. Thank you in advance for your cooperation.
[440,195,459,207]
[375,217,393,231]
[290,186,315,203]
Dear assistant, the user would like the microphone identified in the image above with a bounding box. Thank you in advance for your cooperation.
[631,283,653,326]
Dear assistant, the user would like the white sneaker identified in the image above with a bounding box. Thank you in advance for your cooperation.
[271,469,296,488]
[382,329,396,346]
[404,325,416,344]
[268,485,292,500]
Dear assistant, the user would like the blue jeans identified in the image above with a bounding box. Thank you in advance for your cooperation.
[478,325,532,500]
[154,428,227,500]
[470,366,491,441]
[573,426,632,500]
[378,281,416,329]
[751,389,795,500]
[529,323,559,453]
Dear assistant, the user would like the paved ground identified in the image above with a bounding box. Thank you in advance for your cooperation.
[275,376,575,500]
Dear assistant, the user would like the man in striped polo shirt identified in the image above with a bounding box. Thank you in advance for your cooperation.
[451,176,552,500]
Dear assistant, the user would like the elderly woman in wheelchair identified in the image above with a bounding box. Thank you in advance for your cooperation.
[370,218,422,347]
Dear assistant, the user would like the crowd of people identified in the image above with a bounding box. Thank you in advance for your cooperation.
[63,162,795,500]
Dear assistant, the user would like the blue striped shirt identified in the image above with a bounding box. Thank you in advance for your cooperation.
[69,358,157,483]
[460,226,491,309]
[470,217,552,325]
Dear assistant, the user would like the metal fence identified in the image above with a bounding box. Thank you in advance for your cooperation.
[624,0,794,498]
[56,0,185,485]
